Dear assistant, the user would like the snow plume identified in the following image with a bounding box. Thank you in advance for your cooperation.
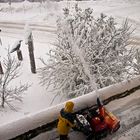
[39,4,136,99]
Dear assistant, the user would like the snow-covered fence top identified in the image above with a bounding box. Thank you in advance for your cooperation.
[0,76,140,140]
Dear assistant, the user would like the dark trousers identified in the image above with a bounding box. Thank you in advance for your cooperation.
[60,135,68,140]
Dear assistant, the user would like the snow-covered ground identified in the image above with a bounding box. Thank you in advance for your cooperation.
[0,0,140,139]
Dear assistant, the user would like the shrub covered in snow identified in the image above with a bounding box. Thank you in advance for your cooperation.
[39,4,136,98]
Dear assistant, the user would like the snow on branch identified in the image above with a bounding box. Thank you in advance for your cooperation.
[10,40,22,53]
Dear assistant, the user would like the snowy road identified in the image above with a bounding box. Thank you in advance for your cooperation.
[0,21,57,45]
[0,21,56,33]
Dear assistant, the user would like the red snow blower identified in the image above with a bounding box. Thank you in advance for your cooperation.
[75,98,120,140]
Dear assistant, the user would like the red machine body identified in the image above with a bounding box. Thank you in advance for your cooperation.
[90,99,120,134]
[75,98,120,140]
[102,107,120,133]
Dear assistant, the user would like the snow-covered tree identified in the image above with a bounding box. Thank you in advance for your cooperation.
[0,48,29,109]
[39,5,135,98]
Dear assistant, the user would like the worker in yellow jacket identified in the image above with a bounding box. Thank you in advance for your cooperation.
[57,101,76,140]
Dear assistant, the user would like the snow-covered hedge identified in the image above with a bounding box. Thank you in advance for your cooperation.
[0,76,140,139]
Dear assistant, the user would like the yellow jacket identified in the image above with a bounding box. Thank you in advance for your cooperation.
[57,101,75,135]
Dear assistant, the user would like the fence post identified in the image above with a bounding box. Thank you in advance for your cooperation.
[10,40,23,61]
[27,32,36,74]
[17,49,23,61]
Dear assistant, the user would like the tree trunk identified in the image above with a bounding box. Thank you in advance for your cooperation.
[0,61,4,74]
[17,49,23,61]
[28,38,36,74]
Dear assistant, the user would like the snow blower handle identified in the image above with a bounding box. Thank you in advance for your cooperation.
[97,97,105,120]
[97,97,103,107]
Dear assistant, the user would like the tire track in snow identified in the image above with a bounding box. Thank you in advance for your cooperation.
[0,22,56,33]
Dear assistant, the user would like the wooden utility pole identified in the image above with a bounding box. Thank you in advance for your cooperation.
[27,32,36,74]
